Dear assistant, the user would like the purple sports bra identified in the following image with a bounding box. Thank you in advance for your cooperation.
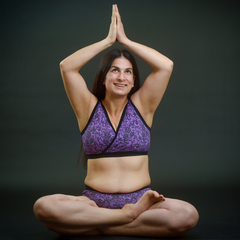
[81,99,151,159]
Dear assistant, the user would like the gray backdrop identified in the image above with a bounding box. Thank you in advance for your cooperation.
[1,0,239,191]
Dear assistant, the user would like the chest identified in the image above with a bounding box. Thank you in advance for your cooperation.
[81,100,151,156]
[106,112,122,132]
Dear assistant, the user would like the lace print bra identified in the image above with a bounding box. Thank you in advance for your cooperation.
[81,99,151,159]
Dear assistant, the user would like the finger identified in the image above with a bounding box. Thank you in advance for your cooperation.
[112,5,116,16]
[115,4,121,21]
[111,5,116,23]
[114,4,117,13]
[111,5,114,20]
[115,4,118,13]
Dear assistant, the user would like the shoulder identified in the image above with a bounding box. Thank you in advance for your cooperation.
[130,94,154,128]
[78,95,98,132]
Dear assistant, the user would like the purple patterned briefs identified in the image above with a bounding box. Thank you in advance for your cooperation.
[81,186,151,209]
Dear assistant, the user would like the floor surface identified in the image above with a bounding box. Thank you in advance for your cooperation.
[1,185,240,240]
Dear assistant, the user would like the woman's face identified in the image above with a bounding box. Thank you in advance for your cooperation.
[104,57,134,98]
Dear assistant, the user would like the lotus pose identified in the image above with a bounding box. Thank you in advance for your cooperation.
[33,5,199,238]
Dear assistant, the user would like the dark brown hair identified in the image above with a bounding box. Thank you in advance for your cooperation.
[79,49,141,168]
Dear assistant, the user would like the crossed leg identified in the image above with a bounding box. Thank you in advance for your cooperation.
[100,198,199,238]
[33,190,199,237]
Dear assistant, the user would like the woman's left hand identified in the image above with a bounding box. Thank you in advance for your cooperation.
[113,4,129,45]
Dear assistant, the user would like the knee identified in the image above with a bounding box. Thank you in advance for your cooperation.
[170,203,199,234]
[33,194,63,222]
[183,204,199,230]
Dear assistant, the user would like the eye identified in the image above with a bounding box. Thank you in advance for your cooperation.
[125,69,132,74]
[112,68,119,72]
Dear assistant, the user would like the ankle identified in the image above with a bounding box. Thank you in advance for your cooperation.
[121,204,138,222]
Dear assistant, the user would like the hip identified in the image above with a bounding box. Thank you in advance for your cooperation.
[81,185,151,209]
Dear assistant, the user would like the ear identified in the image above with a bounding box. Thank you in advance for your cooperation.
[132,76,135,88]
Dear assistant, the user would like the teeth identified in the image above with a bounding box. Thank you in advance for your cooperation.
[115,84,126,87]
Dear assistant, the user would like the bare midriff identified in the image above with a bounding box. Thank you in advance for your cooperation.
[84,155,151,193]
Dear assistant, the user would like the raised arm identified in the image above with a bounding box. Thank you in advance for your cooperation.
[59,6,117,130]
[114,5,173,124]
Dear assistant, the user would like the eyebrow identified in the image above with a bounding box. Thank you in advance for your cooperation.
[111,66,133,70]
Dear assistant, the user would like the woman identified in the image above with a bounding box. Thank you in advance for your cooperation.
[33,5,199,238]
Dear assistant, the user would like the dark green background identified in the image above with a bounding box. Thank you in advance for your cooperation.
[1,0,239,191]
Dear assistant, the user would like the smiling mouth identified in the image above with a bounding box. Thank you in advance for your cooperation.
[114,83,127,87]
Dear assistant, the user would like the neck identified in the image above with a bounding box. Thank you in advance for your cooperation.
[102,95,128,116]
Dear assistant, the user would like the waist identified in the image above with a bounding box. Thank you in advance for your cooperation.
[84,155,151,193]
[85,184,151,194]
[87,151,148,159]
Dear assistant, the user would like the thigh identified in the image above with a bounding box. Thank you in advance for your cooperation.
[148,197,199,232]
[46,193,98,205]
[149,197,197,214]
[35,194,101,235]
[34,194,98,221]
[62,194,98,207]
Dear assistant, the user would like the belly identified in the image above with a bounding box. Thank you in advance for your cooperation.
[84,155,151,193]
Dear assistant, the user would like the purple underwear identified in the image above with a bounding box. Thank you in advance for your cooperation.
[81,185,151,209]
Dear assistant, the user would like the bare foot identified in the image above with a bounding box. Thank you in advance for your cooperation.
[122,190,165,220]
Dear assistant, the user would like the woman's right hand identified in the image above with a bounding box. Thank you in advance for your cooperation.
[106,5,117,45]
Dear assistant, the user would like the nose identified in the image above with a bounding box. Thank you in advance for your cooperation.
[118,71,125,81]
